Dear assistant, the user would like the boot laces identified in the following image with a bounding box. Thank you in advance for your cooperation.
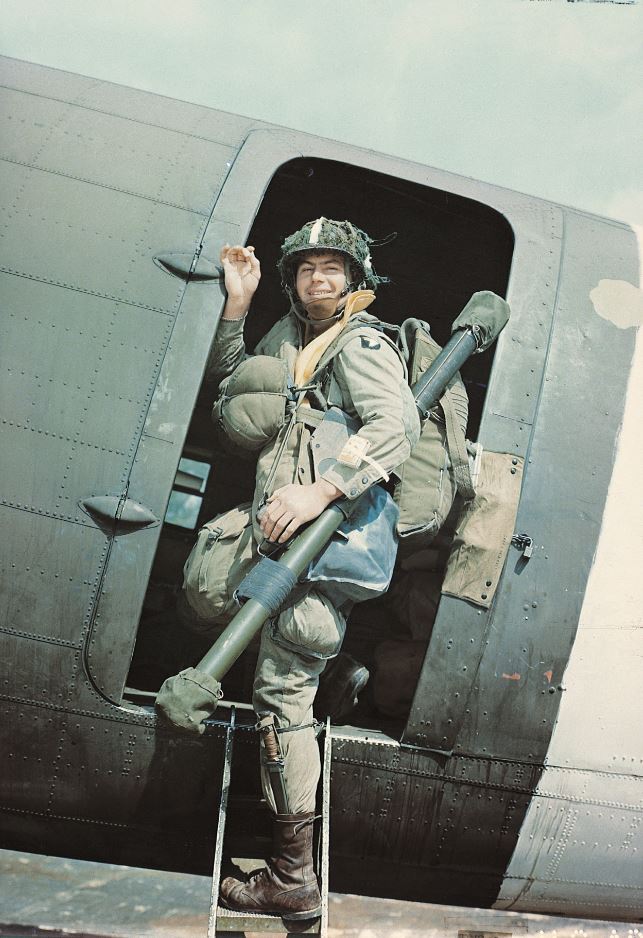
[246,865,271,884]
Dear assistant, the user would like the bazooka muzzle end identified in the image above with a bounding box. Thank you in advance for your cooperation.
[155,666,223,735]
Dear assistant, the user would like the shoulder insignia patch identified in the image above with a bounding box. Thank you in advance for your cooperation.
[360,335,381,350]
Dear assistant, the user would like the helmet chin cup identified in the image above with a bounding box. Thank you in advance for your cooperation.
[288,285,352,326]
[291,300,345,327]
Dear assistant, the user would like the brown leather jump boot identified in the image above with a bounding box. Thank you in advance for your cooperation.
[220,812,322,920]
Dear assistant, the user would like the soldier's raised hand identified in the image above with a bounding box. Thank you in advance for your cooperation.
[220,244,261,319]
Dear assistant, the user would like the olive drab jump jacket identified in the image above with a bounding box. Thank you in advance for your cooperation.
[207,310,420,542]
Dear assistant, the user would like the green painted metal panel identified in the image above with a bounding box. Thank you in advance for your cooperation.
[0,505,108,645]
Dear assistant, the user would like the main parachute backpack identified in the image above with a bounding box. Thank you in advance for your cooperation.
[389,318,475,547]
[312,314,476,550]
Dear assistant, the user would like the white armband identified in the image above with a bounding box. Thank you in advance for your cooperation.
[337,435,390,483]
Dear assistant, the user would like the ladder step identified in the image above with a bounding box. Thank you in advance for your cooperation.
[216,906,321,933]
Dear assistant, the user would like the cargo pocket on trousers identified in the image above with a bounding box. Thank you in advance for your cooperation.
[269,592,346,660]
[182,502,255,624]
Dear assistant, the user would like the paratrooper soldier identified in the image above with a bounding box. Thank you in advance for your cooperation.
[204,218,420,919]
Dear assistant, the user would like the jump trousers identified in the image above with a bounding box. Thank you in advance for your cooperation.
[183,527,346,815]
[254,589,345,814]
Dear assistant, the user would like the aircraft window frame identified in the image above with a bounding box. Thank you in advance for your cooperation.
[163,457,211,530]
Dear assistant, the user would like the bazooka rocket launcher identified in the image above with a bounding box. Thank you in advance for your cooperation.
[155,293,509,734]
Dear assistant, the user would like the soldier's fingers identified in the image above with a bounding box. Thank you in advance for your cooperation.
[269,498,294,519]
[258,503,273,527]
[266,490,296,520]
[225,245,247,262]
[261,502,287,536]
[269,507,290,531]
[267,513,294,543]
[278,517,300,544]
[260,515,278,540]
[246,244,259,268]
[261,501,279,522]
[265,496,281,515]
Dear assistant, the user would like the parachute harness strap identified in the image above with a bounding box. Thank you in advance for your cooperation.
[260,403,300,503]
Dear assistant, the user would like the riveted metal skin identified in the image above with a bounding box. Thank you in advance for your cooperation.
[404,210,637,748]
[0,55,254,859]
[401,208,642,908]
[327,730,537,906]
[1,56,641,923]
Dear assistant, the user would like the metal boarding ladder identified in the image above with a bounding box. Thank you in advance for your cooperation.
[208,709,331,937]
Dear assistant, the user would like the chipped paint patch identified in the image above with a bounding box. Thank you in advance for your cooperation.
[544,670,553,683]
[502,672,521,681]
[589,278,643,329]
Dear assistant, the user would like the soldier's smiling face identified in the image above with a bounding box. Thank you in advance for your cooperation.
[295,251,347,321]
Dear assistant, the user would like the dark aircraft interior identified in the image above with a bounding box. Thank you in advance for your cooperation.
[125,156,514,732]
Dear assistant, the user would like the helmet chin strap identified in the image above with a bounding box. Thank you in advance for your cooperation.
[287,285,351,326]
[288,282,363,327]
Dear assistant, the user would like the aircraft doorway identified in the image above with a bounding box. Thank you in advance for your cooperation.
[125,156,514,737]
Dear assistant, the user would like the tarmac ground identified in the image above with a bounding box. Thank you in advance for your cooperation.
[0,849,640,938]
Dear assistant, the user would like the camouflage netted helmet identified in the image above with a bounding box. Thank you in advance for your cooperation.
[277,217,386,294]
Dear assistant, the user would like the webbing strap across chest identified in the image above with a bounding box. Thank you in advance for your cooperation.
[260,296,377,501]
[293,290,376,387]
